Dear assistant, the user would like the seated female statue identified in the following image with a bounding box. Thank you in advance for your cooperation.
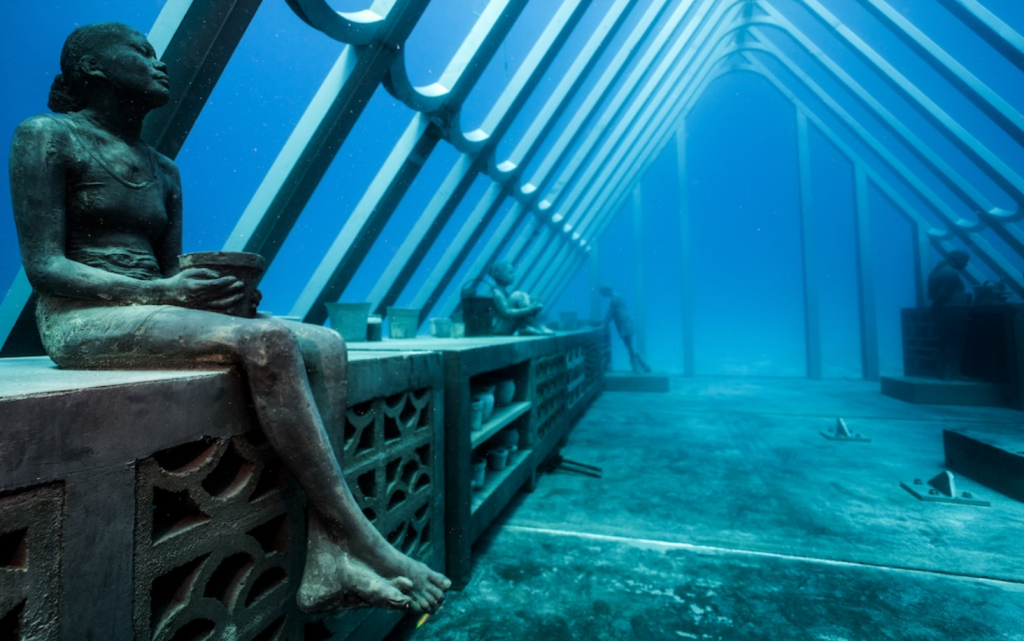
[8,21,449,613]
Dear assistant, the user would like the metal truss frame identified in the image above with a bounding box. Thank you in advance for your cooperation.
[3,0,1023,381]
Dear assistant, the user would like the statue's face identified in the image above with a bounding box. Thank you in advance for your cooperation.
[491,262,514,285]
[90,28,170,108]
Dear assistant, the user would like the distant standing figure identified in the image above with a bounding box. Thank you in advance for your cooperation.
[927,250,970,380]
[600,285,651,373]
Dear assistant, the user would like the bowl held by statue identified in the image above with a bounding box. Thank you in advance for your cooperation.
[179,252,265,318]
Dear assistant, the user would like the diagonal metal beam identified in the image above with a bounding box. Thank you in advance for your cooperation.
[411,187,515,317]
[856,0,1024,147]
[286,0,535,323]
[222,1,430,261]
[518,0,679,199]
[363,0,592,318]
[936,0,1024,73]
[285,0,396,45]
[437,200,530,319]
[516,0,741,288]
[398,0,637,321]
[144,0,264,156]
[741,34,1024,296]
[796,0,1024,222]
[743,54,1020,297]
[432,0,682,318]
[754,3,1024,257]
[385,0,532,114]
[288,114,442,322]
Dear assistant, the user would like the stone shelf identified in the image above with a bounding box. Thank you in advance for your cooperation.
[470,401,532,449]
[470,449,534,541]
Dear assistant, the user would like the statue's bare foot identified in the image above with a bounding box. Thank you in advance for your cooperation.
[350,533,451,613]
[298,513,414,613]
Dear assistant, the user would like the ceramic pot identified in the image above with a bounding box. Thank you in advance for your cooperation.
[473,386,496,422]
[469,399,484,432]
[494,379,515,406]
[486,447,510,471]
[471,456,487,491]
[494,428,519,451]
[366,315,383,341]
[179,252,265,318]
[324,302,372,342]
[430,317,452,338]
[388,307,421,339]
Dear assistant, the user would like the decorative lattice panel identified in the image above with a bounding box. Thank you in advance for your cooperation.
[584,334,607,398]
[901,309,941,378]
[566,346,587,409]
[0,484,64,641]
[134,388,436,641]
[134,432,304,641]
[339,389,435,560]
[533,354,567,442]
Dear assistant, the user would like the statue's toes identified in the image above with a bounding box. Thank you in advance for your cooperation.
[428,569,451,591]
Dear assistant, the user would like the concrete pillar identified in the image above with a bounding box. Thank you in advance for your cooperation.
[632,185,647,356]
[675,126,695,376]
[854,166,881,380]
[797,112,822,379]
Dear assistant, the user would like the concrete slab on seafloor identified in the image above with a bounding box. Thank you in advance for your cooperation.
[881,375,1007,407]
[603,371,670,392]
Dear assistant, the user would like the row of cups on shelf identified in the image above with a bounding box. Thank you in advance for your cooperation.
[469,379,516,430]
[470,428,521,491]
[325,302,472,341]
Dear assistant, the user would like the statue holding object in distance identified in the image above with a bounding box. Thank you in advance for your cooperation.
[8,22,448,613]
[599,285,651,373]
[485,260,553,336]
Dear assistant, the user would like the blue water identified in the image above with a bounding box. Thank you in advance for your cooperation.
[2,0,1022,376]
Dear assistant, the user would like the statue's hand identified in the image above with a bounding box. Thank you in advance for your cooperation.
[250,288,263,318]
[158,268,246,310]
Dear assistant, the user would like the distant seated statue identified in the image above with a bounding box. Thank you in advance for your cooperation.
[599,285,650,373]
[486,260,552,336]
[9,22,447,613]
[927,250,970,380]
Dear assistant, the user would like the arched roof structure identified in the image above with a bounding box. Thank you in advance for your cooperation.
[2,0,1022,374]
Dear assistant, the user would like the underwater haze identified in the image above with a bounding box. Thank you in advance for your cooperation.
[3,0,1023,378]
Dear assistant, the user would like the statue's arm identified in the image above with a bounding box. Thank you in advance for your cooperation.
[492,289,540,318]
[9,117,223,307]
[154,156,184,278]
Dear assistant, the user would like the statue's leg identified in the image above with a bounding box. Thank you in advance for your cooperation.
[39,302,447,611]
[284,323,449,612]
[622,334,640,372]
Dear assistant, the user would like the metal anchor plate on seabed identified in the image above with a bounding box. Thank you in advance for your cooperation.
[900,471,990,507]
[821,418,870,442]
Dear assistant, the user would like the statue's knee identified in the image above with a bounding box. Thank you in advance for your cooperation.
[240,320,301,367]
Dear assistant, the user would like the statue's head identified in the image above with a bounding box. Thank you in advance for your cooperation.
[599,285,612,297]
[48,22,169,114]
[947,250,969,271]
[488,260,515,285]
